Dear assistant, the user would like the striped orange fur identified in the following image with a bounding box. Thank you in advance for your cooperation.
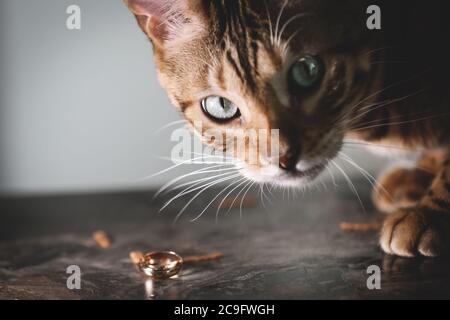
[125,0,450,257]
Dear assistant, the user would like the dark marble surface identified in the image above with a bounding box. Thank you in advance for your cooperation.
[1,182,450,300]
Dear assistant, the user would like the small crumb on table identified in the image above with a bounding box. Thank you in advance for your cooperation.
[92,230,112,249]
[183,252,224,264]
[129,251,145,265]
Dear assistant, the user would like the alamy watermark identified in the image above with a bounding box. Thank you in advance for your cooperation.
[367,5,382,30]
[66,5,81,30]
[366,265,381,290]
[66,265,82,290]
[64,4,380,31]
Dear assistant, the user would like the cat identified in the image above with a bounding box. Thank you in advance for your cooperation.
[124,0,450,257]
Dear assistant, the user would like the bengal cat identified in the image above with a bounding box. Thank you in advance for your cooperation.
[124,0,450,257]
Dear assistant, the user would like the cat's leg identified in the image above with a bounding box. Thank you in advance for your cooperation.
[373,167,434,214]
[373,150,444,214]
[380,150,450,257]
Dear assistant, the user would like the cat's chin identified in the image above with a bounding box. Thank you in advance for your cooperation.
[275,163,326,187]
[241,163,327,187]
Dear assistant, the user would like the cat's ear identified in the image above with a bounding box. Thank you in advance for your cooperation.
[124,0,196,46]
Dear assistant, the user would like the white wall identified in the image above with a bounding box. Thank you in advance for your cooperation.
[0,0,387,196]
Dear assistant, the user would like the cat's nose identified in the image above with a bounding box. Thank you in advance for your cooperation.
[279,148,301,172]
[279,155,294,171]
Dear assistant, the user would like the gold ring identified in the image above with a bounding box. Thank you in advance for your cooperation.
[138,251,183,279]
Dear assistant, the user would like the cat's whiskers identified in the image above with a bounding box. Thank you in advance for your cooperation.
[161,173,238,215]
[152,156,235,167]
[159,171,240,212]
[332,88,424,133]
[186,151,236,164]
[351,112,450,132]
[171,171,237,196]
[336,71,430,126]
[153,153,237,195]
[267,183,276,198]
[262,183,274,205]
[330,159,366,214]
[263,0,275,45]
[277,13,311,48]
[325,165,338,188]
[138,155,226,181]
[258,183,270,210]
[156,149,236,162]
[357,89,424,114]
[342,140,441,174]
[282,29,301,56]
[240,181,256,220]
[319,177,329,193]
[258,184,266,209]
[216,177,250,223]
[168,166,241,192]
[347,89,426,128]
[363,46,396,56]
[192,176,248,222]
[155,165,240,198]
[338,151,393,203]
[369,60,409,66]
[173,173,242,223]
[153,146,246,219]
[335,97,399,129]
[348,108,437,129]
[274,0,289,48]
[155,164,232,196]
[343,139,411,152]
[223,179,254,217]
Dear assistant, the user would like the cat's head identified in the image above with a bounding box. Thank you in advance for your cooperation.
[125,0,381,186]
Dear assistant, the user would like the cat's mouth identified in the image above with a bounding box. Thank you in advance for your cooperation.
[241,160,329,187]
[239,133,343,187]
[282,163,327,179]
[274,161,328,187]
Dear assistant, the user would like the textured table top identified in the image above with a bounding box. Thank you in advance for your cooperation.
[1,182,450,300]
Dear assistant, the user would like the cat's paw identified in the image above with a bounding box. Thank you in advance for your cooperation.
[380,208,450,257]
[373,167,434,214]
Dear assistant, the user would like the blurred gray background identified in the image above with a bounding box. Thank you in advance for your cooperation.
[0,0,387,196]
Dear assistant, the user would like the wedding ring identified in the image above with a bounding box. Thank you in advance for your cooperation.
[138,251,183,279]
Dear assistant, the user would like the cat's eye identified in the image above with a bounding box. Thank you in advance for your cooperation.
[289,55,324,89]
[201,96,241,122]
